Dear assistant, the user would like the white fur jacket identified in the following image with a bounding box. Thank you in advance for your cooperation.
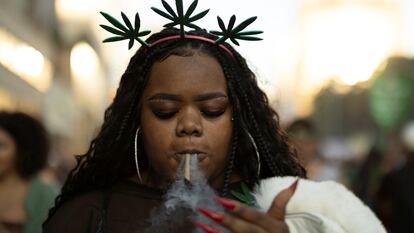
[252,177,386,233]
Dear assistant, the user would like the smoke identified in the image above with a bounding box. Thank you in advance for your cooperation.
[144,156,229,233]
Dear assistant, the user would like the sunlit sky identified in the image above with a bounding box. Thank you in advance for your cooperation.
[55,0,414,116]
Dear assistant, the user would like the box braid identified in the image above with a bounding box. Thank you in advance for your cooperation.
[211,45,305,179]
[205,43,305,196]
[220,125,238,197]
[232,51,304,177]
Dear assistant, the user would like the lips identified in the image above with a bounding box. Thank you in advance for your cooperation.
[174,150,208,162]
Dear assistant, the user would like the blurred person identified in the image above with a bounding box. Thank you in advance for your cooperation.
[0,111,58,233]
[352,146,383,208]
[286,118,323,180]
[375,121,414,233]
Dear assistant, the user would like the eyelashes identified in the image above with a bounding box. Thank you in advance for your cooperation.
[152,110,225,119]
[201,110,225,118]
[153,110,177,119]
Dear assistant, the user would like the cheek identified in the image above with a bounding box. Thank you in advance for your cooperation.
[204,119,233,171]
[140,110,176,176]
[210,124,232,154]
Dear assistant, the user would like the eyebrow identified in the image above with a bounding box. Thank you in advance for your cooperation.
[148,93,180,101]
[148,92,227,102]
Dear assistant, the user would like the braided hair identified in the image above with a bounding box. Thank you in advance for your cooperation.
[46,28,305,220]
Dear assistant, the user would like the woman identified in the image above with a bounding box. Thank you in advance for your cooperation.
[44,1,385,232]
[0,112,57,233]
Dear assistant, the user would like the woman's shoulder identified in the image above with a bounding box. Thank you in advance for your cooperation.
[24,177,59,233]
[43,190,104,233]
[48,190,104,217]
[62,190,104,210]
[43,181,164,233]
[253,176,386,233]
[26,177,58,205]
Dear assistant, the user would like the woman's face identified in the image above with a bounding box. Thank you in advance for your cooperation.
[140,52,233,187]
[0,128,17,178]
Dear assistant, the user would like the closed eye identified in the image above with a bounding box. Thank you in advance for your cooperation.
[152,110,177,119]
[201,110,225,118]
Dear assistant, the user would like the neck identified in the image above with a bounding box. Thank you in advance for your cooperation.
[208,170,241,190]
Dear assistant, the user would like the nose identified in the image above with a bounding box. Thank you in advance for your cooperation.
[176,107,203,137]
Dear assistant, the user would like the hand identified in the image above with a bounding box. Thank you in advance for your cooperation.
[193,179,298,233]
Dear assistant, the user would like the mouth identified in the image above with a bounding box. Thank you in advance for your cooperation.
[173,150,208,163]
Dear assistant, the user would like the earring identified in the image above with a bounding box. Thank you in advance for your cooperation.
[134,127,143,183]
[245,130,261,177]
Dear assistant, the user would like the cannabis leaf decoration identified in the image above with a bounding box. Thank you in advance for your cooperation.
[99,0,263,51]
[210,15,263,46]
[100,12,151,49]
[231,182,256,207]
[151,0,210,37]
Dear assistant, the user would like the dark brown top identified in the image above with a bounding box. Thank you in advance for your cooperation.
[43,181,248,233]
[1,222,23,233]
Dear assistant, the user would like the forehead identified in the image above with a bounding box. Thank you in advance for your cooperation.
[145,53,227,95]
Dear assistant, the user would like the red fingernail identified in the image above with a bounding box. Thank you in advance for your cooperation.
[191,220,220,233]
[214,197,237,210]
[290,178,299,193]
[197,208,225,223]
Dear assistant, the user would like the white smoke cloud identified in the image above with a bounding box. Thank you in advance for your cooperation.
[144,156,229,233]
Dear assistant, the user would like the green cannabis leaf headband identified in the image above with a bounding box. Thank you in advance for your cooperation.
[100,0,263,57]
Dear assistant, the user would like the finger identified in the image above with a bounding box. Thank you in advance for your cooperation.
[267,178,299,220]
[197,208,267,233]
[221,212,268,233]
[192,220,221,233]
[213,198,284,232]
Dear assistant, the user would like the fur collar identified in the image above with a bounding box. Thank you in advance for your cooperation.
[252,176,386,233]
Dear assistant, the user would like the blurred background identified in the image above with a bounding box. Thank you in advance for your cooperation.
[0,0,414,231]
